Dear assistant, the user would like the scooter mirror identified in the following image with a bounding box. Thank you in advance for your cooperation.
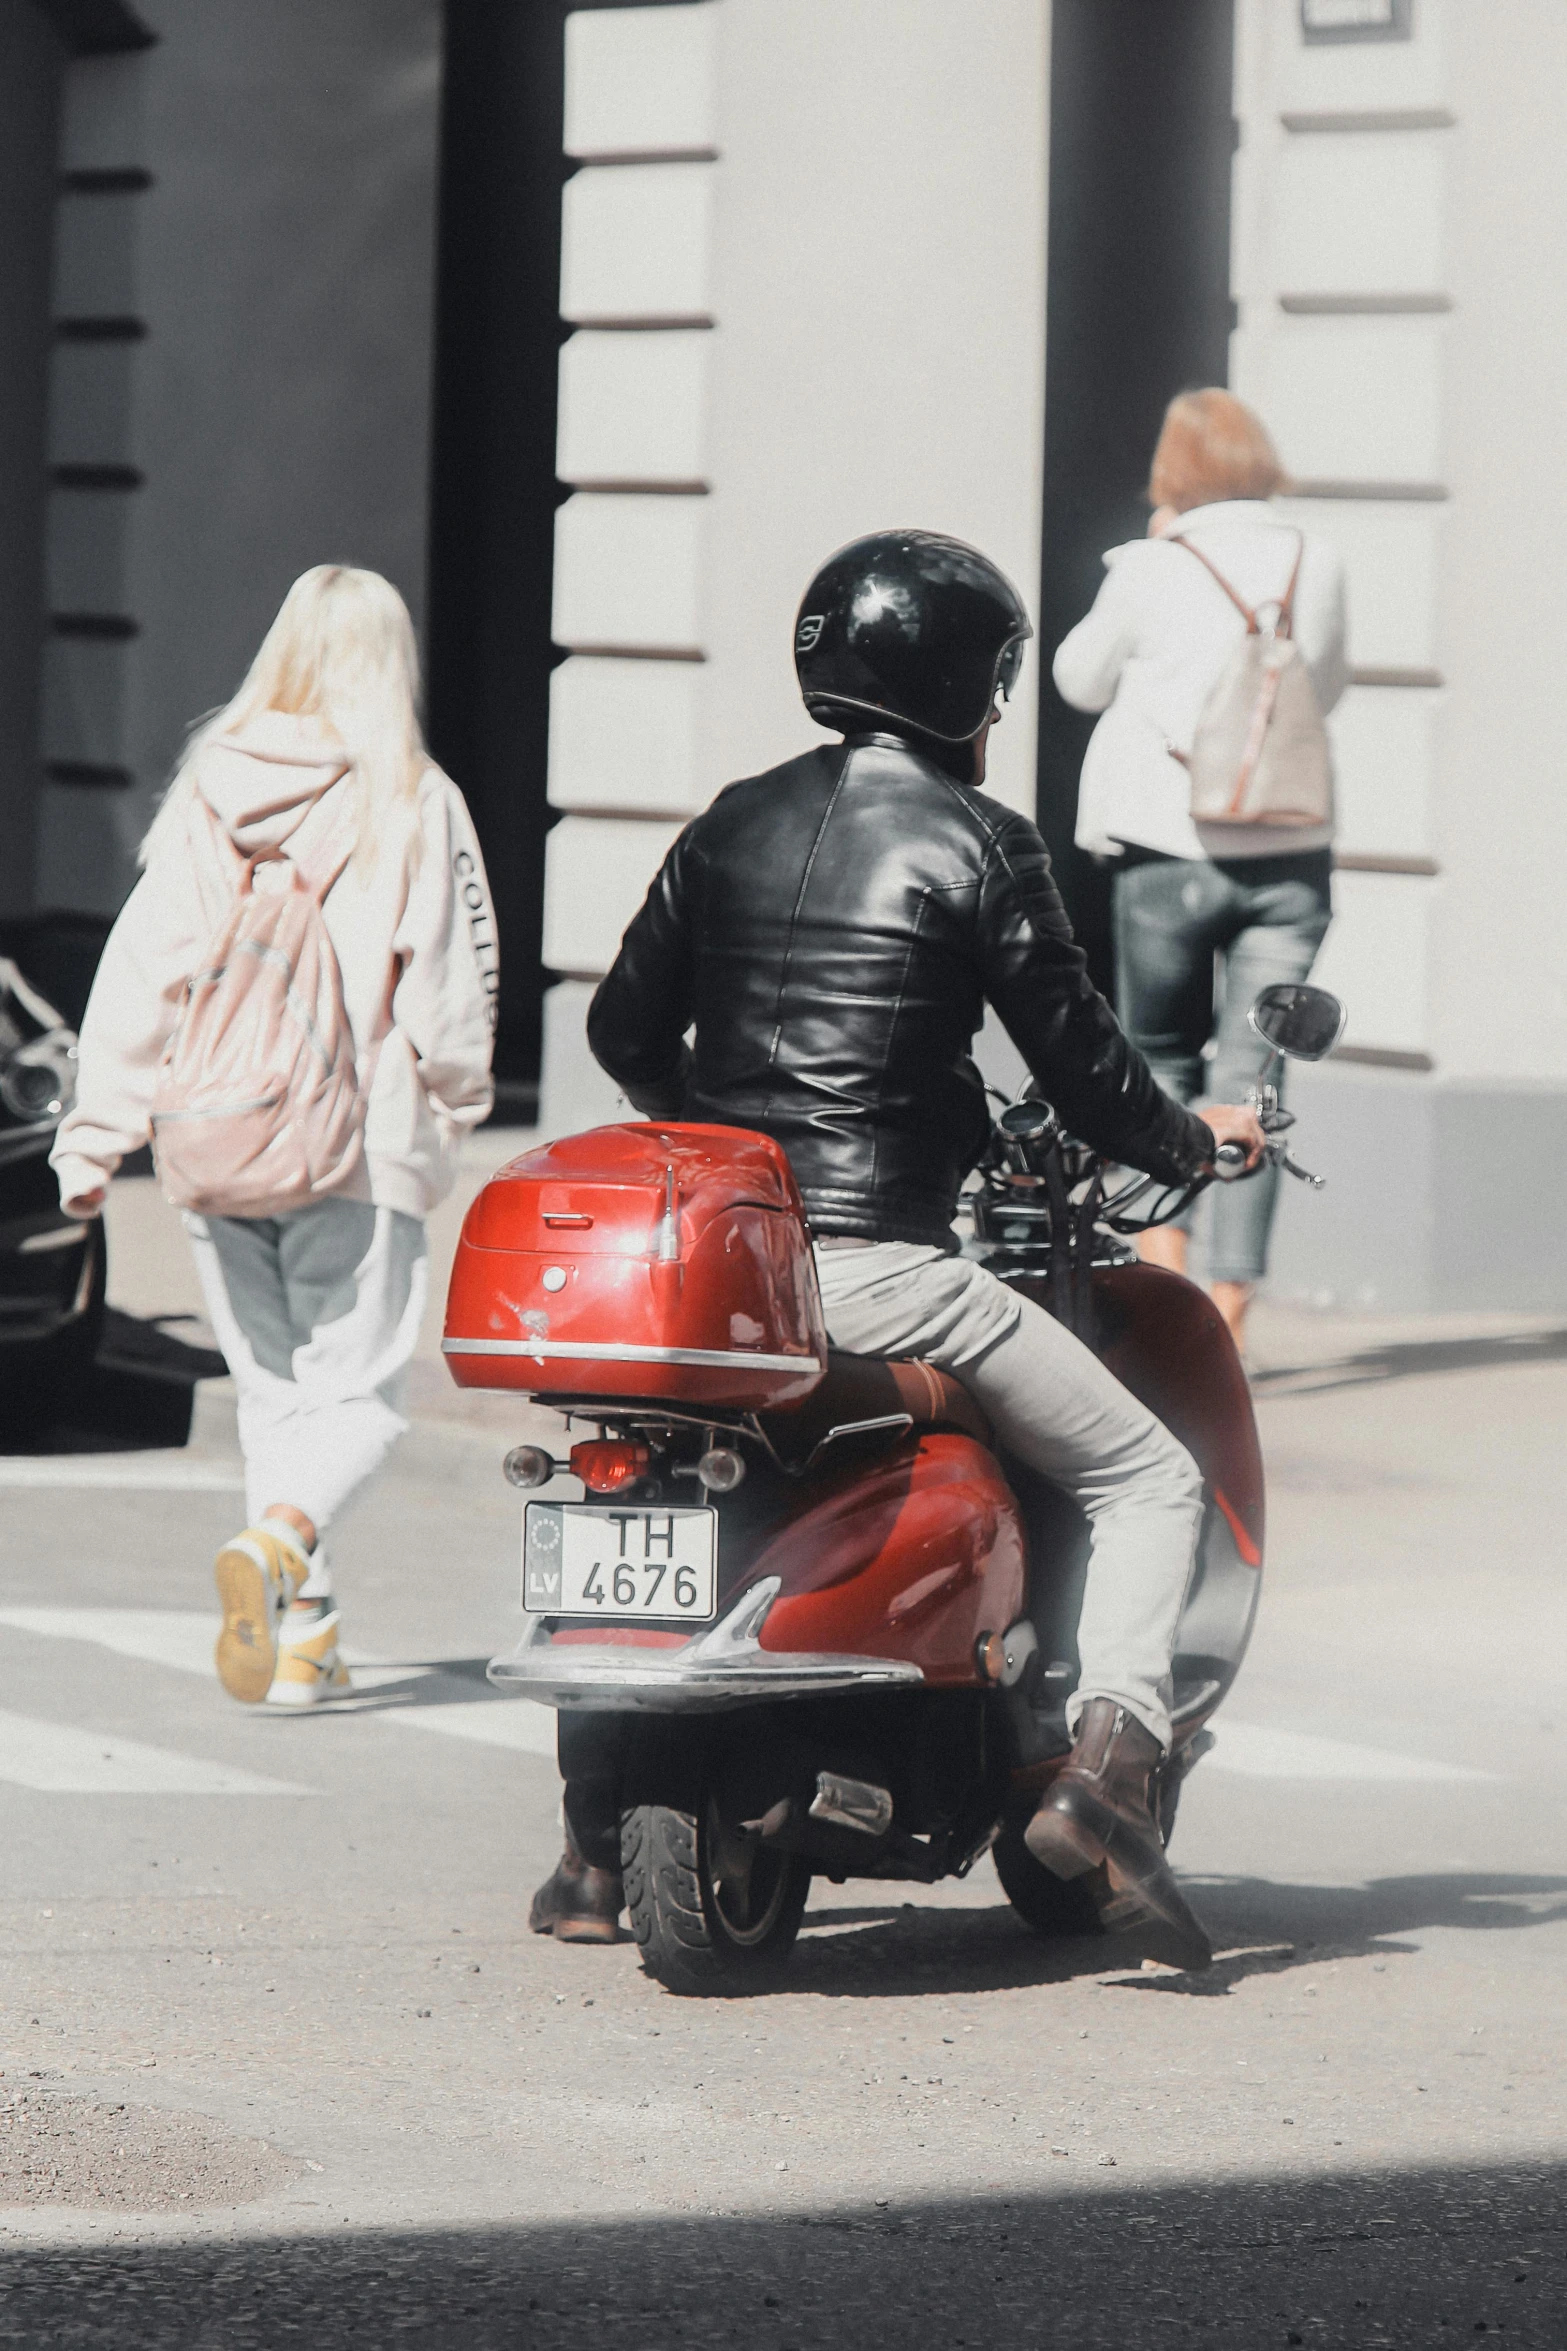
[1247,983,1345,1063]
[997,1100,1058,1143]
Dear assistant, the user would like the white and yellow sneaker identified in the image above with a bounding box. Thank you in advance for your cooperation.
[264,1607,354,1709]
[213,1522,312,1704]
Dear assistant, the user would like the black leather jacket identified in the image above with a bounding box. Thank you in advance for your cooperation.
[588,734,1214,1249]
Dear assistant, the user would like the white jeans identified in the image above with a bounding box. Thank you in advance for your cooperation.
[812,1243,1204,1751]
[186,1200,428,1542]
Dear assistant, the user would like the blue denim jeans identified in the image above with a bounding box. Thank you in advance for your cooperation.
[1112,847,1333,1284]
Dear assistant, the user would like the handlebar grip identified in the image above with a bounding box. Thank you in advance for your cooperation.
[1212,1141,1250,1182]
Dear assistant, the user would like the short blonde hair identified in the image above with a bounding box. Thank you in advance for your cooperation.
[1148,389,1287,513]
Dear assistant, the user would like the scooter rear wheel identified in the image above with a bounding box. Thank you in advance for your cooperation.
[992,1821,1106,1941]
[621,1798,811,1995]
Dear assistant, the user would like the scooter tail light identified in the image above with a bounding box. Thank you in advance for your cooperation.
[570,1439,652,1495]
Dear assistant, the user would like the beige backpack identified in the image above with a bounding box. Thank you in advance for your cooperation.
[1169,530,1334,830]
[151,792,364,1217]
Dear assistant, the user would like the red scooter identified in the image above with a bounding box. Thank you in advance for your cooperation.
[444,983,1342,1992]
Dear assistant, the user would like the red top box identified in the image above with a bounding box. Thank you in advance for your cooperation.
[443,1123,828,1410]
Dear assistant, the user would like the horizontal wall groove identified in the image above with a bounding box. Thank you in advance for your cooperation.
[53,315,148,343]
[1278,293,1452,316]
[50,463,144,491]
[44,761,134,790]
[567,146,719,168]
[547,802,694,824]
[554,643,706,664]
[1290,480,1449,502]
[1334,853,1439,877]
[1349,666,1444,689]
[49,613,140,641]
[564,313,715,332]
[1334,1045,1436,1073]
[1279,108,1456,134]
[561,477,710,497]
[60,166,153,194]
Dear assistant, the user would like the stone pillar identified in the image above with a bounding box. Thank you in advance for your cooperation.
[540,0,1050,1134]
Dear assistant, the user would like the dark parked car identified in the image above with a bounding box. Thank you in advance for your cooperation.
[0,958,105,1378]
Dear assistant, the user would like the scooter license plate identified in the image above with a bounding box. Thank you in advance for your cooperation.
[523,1503,718,1623]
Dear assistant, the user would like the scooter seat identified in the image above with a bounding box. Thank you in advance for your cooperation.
[759,1349,993,1467]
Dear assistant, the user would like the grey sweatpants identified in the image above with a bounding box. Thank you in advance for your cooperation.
[186,1198,428,1541]
[813,1242,1204,1752]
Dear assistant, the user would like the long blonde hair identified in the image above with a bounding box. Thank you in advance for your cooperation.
[141,564,427,869]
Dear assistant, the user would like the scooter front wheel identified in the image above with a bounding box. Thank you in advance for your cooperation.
[621,1798,811,1995]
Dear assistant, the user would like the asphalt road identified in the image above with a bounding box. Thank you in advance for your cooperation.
[1,1172,1564,2347]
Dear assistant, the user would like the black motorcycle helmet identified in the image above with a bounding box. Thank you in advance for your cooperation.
[794,529,1033,747]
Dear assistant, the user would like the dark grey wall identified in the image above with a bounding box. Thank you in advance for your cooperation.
[0,1,62,916]
[38,0,442,911]
[1036,0,1236,994]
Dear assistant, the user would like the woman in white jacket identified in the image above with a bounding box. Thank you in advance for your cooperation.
[51,566,498,1707]
[1053,391,1348,1351]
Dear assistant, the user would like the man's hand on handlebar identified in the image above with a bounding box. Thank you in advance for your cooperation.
[1201,1104,1267,1172]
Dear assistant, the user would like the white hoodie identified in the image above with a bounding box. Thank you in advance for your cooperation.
[52,712,499,1219]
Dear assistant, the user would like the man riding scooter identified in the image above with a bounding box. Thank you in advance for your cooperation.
[531,530,1264,1970]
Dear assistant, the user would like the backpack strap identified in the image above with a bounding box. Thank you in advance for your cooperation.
[1166,534,1260,632]
[1274,531,1306,642]
[1168,527,1305,639]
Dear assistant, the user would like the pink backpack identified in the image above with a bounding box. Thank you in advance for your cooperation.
[151,793,365,1217]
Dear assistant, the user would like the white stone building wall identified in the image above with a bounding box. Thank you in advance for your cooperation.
[1238,0,1567,1306]
[541,0,1049,1135]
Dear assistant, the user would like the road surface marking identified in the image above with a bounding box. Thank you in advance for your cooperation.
[0,1609,558,1761]
[0,1607,219,1678]
[0,1615,1494,1778]
[0,1710,309,1796]
[1207,1720,1497,1782]
[0,1458,245,1492]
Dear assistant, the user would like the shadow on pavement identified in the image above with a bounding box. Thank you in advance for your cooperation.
[0,1311,225,1455]
[270,1659,536,1720]
[780,1873,1567,2001]
[0,2161,1561,2347]
[1254,1325,1567,1399]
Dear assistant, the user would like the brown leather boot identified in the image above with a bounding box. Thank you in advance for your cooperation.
[528,1837,624,1945]
[1024,1698,1212,1971]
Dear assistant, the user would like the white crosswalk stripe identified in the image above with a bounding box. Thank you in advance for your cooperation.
[0,1458,246,1492]
[1206,1720,1496,1783]
[0,1611,1493,1783]
[0,1709,308,1796]
[0,1608,559,1762]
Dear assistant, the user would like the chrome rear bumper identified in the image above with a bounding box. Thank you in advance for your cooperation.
[486,1576,925,1713]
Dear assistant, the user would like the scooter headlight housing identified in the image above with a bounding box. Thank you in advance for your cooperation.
[0,1030,78,1125]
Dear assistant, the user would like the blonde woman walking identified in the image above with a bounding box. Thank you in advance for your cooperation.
[51,566,498,1706]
